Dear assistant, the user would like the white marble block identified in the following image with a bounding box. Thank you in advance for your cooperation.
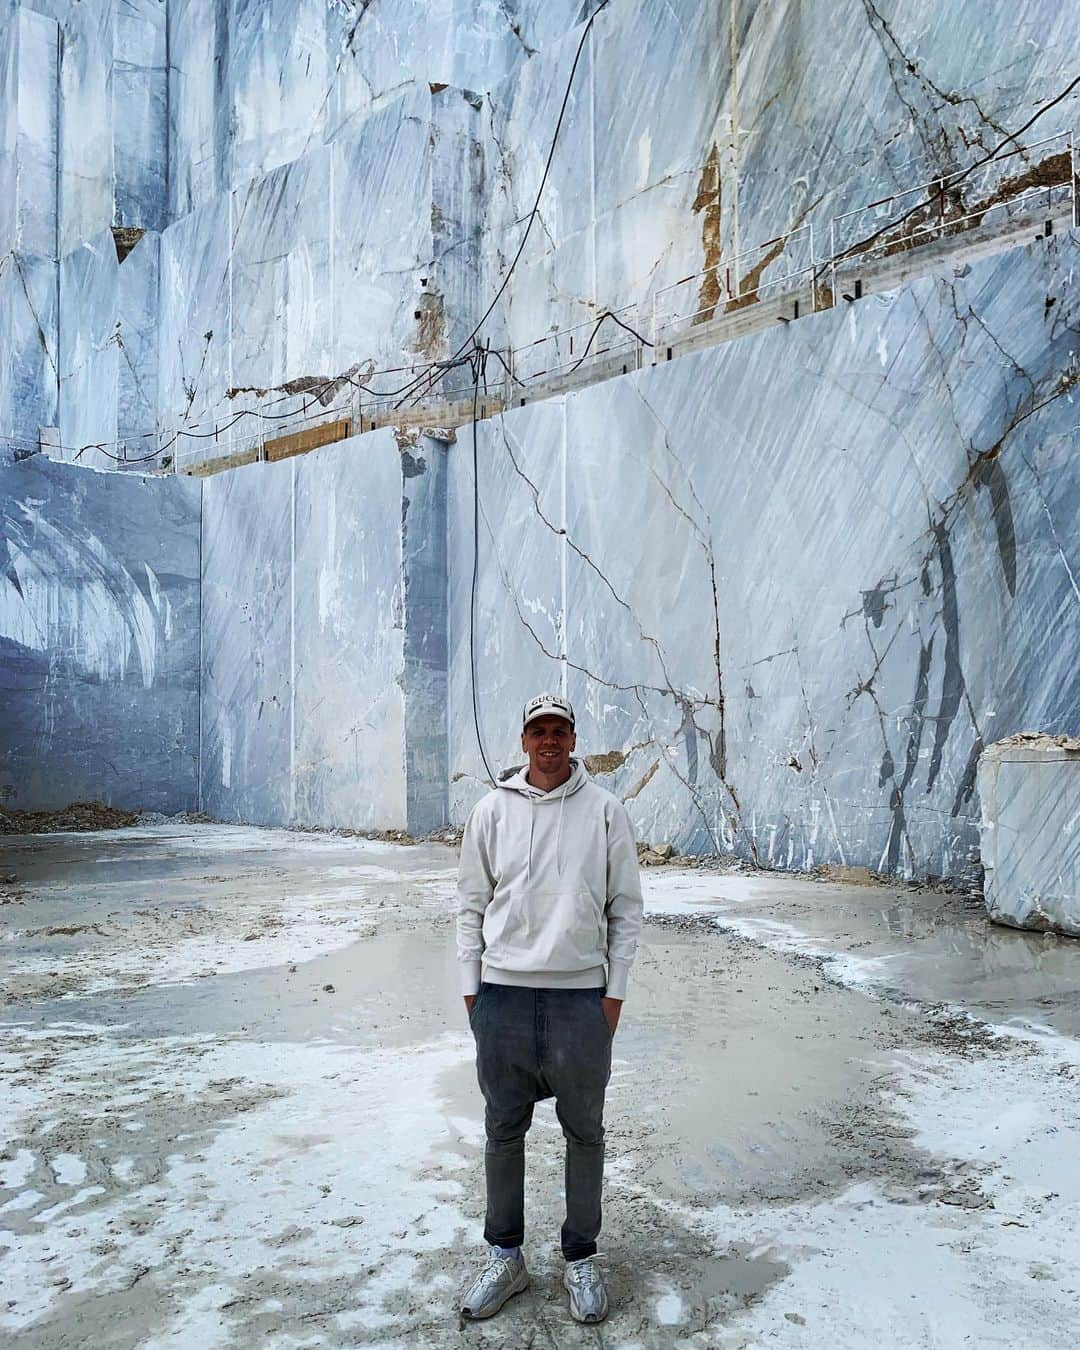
[979,736,1080,935]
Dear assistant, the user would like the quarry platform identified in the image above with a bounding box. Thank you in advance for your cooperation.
[2,824,1079,1348]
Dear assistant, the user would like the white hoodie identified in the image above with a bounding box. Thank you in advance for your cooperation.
[456,759,644,1000]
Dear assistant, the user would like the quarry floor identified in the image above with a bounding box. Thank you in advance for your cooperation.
[2,827,1080,1349]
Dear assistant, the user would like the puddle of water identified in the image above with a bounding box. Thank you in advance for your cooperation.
[6,927,465,1045]
[648,873,1080,1037]
[4,834,926,1217]
[0,827,454,895]
[616,929,898,1203]
[647,1247,791,1327]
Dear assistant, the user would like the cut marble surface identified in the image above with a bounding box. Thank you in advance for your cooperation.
[5,0,165,250]
[167,0,230,218]
[52,0,114,257]
[112,0,168,233]
[292,431,407,832]
[14,6,59,260]
[58,231,119,464]
[476,0,1080,359]
[0,250,58,447]
[10,0,1079,465]
[200,455,293,826]
[448,233,1080,877]
[0,455,201,812]
[161,89,442,457]
[200,429,429,832]
[978,738,1080,935]
[0,0,17,255]
[169,0,586,214]
[429,86,486,367]
[158,192,232,446]
[116,232,162,456]
[402,435,450,834]
[446,396,565,820]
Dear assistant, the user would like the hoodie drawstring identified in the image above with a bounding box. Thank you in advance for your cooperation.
[526,797,535,886]
[501,761,581,884]
[556,785,567,878]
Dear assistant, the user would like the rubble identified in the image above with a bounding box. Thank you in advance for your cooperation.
[637,840,678,866]
[0,801,139,834]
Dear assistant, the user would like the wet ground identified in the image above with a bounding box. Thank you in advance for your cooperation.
[2,825,1079,1347]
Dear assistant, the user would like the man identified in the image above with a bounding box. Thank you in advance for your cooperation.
[456,691,644,1324]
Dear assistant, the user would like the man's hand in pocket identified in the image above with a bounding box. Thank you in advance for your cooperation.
[601,996,622,1035]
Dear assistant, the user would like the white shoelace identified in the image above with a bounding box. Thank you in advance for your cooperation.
[477,1255,516,1289]
[567,1254,606,1289]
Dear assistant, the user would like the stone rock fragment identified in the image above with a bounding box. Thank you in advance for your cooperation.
[978,734,1080,935]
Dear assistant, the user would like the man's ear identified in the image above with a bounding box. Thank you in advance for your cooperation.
[521,731,528,753]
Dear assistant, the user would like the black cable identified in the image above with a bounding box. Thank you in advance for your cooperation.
[819,74,1080,279]
[394,0,613,409]
[34,0,616,464]
[468,342,497,787]
[486,345,522,387]
[54,25,1071,466]
[73,440,168,465]
[562,308,653,376]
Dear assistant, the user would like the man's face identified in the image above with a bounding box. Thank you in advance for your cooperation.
[521,715,576,779]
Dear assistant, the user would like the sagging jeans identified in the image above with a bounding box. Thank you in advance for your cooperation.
[469,981,613,1261]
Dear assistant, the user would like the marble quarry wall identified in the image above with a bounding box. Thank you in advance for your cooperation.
[0,455,201,812]
[158,85,483,470]
[0,0,167,463]
[1,1,1078,875]
[449,234,1080,879]
[476,0,1080,364]
[7,0,1078,466]
[199,429,449,834]
[0,2,59,450]
[0,0,586,469]
[167,0,585,218]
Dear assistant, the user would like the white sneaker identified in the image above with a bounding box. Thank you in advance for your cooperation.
[564,1254,609,1323]
[461,1246,529,1319]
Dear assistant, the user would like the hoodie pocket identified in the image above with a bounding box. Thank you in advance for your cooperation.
[486,889,604,969]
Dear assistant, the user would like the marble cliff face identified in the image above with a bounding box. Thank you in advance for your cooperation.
[448,235,1080,878]
[0,1,1078,872]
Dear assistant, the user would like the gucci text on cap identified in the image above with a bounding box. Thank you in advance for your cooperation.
[522,692,575,729]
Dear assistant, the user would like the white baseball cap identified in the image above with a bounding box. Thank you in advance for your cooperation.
[522,691,575,729]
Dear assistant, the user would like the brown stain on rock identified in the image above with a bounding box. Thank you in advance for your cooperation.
[413,289,447,359]
[584,750,627,775]
[842,149,1072,267]
[691,143,723,323]
[623,759,660,802]
[726,233,787,312]
[962,149,1072,229]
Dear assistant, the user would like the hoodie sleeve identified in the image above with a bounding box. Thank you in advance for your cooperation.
[456,798,495,995]
[604,799,644,1000]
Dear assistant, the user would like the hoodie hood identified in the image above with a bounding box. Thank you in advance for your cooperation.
[496,758,589,881]
[497,757,589,800]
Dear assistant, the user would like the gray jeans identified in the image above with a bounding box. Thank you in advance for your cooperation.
[469,982,613,1261]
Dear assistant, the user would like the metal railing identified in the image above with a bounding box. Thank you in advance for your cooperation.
[10,133,1074,477]
[829,131,1077,292]
[504,304,645,389]
[651,224,818,346]
[172,390,356,473]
